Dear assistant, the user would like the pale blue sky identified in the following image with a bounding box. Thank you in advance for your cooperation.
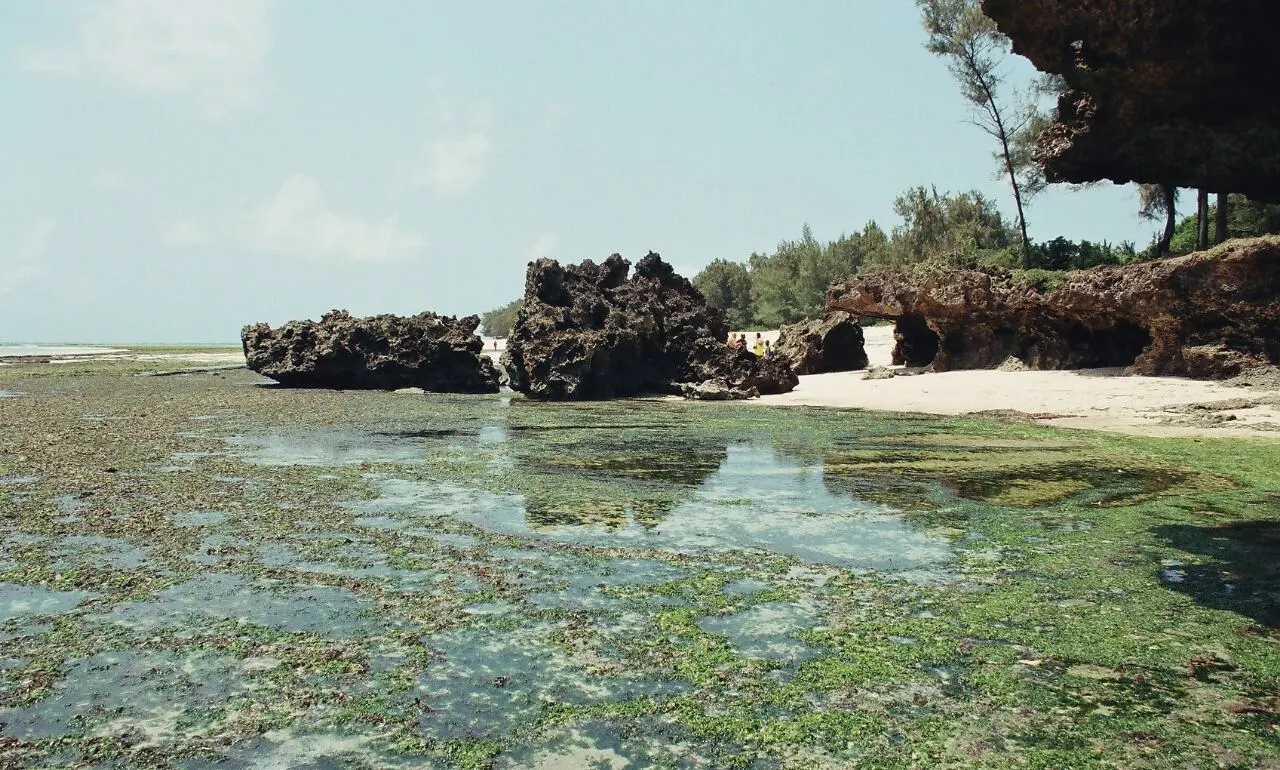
[2,1,1176,343]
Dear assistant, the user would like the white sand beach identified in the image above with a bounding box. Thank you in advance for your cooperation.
[755,326,1280,438]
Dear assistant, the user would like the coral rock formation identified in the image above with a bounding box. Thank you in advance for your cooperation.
[501,252,797,400]
[828,238,1280,379]
[774,312,870,375]
[241,310,499,392]
[982,0,1280,198]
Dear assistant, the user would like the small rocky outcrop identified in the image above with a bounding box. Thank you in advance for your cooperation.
[827,238,1280,379]
[982,0,1280,199]
[774,312,869,374]
[501,252,797,400]
[241,309,500,392]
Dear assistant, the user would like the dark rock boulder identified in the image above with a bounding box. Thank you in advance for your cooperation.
[774,312,869,374]
[827,237,1280,379]
[501,252,798,400]
[241,309,500,392]
[982,0,1280,199]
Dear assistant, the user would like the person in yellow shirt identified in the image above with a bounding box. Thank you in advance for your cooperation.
[752,332,766,357]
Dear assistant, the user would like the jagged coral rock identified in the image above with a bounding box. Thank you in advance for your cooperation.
[241,310,499,392]
[501,252,796,400]
[774,311,870,374]
[982,0,1280,198]
[828,238,1280,378]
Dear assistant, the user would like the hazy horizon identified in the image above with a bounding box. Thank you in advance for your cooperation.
[2,1,1188,344]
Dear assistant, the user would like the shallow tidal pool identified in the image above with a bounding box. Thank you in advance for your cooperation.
[0,364,1278,768]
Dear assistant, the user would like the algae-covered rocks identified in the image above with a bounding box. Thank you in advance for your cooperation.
[241,309,500,392]
[500,251,797,400]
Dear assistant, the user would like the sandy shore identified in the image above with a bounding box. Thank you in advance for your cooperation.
[756,327,1280,438]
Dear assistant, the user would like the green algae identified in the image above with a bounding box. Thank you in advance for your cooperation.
[0,359,1279,767]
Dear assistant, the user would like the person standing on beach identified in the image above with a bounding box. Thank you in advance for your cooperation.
[752,333,765,356]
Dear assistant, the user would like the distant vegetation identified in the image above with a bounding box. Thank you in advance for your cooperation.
[480,299,520,338]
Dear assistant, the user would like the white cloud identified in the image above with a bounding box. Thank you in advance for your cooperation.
[92,169,143,193]
[1,219,54,296]
[399,87,493,197]
[159,220,212,248]
[247,174,424,263]
[527,232,558,260]
[19,0,272,117]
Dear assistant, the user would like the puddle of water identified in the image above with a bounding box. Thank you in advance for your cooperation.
[0,584,98,622]
[169,510,229,528]
[357,445,953,576]
[696,600,823,662]
[496,719,729,769]
[0,649,259,740]
[1159,559,1187,583]
[174,729,432,769]
[49,535,152,571]
[0,475,39,485]
[524,558,691,612]
[97,573,383,638]
[0,390,26,397]
[225,431,437,466]
[257,540,470,594]
[416,624,685,740]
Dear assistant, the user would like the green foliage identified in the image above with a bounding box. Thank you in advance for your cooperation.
[1164,194,1280,256]
[888,185,1015,264]
[746,223,890,327]
[692,259,754,329]
[1026,237,1136,270]
[480,299,521,338]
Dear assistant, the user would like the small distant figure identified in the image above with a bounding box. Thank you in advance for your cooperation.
[764,340,771,355]
[752,332,765,357]
[493,339,498,350]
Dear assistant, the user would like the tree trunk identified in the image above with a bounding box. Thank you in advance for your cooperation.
[1215,192,1230,244]
[1160,185,1176,256]
[1196,188,1210,250]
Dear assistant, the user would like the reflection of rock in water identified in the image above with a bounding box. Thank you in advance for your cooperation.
[508,432,728,530]
[814,439,1192,511]
[352,441,953,576]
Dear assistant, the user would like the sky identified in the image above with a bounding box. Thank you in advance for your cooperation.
[1,0,1184,343]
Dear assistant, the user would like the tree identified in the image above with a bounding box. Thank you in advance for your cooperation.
[918,0,1036,266]
[1196,188,1210,250]
[889,185,1014,264]
[480,299,521,338]
[1138,183,1179,256]
[692,259,753,329]
[748,225,825,327]
[1215,192,1229,245]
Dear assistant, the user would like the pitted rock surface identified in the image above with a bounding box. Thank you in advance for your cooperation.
[774,312,870,375]
[501,252,797,400]
[241,310,499,392]
[828,238,1280,379]
[983,0,1280,199]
